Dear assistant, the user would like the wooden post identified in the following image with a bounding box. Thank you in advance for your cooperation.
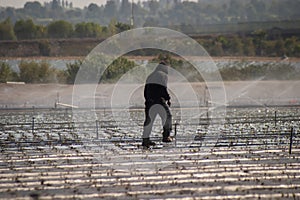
[174,122,178,147]
[58,133,62,142]
[274,111,277,127]
[96,120,99,140]
[32,117,35,134]
[289,127,294,154]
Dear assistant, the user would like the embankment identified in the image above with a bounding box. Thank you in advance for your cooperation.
[0,38,103,57]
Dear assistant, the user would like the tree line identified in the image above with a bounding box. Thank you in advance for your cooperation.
[0,57,136,84]
[1,17,300,57]
[1,55,299,84]
[0,18,130,41]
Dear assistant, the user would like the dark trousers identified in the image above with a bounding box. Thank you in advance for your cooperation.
[142,101,172,139]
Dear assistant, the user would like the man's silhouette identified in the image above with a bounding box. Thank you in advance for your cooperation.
[142,60,172,148]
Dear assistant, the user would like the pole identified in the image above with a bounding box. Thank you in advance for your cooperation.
[174,122,178,147]
[32,117,35,134]
[274,111,277,127]
[289,127,294,154]
[58,133,62,142]
[96,120,99,140]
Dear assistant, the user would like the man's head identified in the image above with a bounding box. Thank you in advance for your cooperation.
[156,61,169,74]
[159,55,169,66]
[159,60,167,65]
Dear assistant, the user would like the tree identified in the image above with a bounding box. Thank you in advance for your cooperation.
[115,22,131,33]
[104,0,117,19]
[0,62,17,83]
[65,60,81,84]
[18,61,58,83]
[24,1,43,17]
[253,30,267,56]
[86,3,101,18]
[108,19,117,35]
[14,19,37,40]
[228,36,243,56]
[47,20,73,38]
[102,57,136,82]
[74,22,102,38]
[0,18,16,40]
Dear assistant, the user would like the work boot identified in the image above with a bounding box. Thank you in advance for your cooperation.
[162,136,173,143]
[162,130,172,143]
[142,138,156,148]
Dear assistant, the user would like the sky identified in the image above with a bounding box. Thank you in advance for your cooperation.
[1,0,196,8]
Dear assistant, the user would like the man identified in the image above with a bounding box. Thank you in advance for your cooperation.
[142,60,172,148]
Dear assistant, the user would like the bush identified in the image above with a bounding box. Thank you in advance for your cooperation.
[47,20,73,38]
[0,62,17,82]
[14,19,37,40]
[0,18,16,40]
[219,61,299,81]
[18,60,62,83]
[65,60,81,84]
[102,57,136,82]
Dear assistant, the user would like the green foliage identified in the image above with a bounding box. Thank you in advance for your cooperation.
[74,22,102,38]
[67,56,136,84]
[115,22,131,33]
[0,62,17,82]
[102,57,136,82]
[0,18,16,40]
[18,61,61,83]
[14,19,37,40]
[0,58,299,85]
[219,61,299,81]
[65,60,81,84]
[47,20,73,38]
[228,36,244,56]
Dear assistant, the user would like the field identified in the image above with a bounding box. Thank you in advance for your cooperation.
[0,80,299,199]
[0,104,299,199]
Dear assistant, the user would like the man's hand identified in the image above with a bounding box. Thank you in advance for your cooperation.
[167,100,171,107]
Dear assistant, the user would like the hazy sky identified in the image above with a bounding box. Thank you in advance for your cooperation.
[1,0,196,8]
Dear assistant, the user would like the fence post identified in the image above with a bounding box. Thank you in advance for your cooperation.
[174,122,178,147]
[274,111,277,127]
[58,133,62,142]
[96,120,99,140]
[32,117,35,134]
[289,127,294,154]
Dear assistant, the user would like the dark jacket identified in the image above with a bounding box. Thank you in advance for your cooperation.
[144,62,170,103]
